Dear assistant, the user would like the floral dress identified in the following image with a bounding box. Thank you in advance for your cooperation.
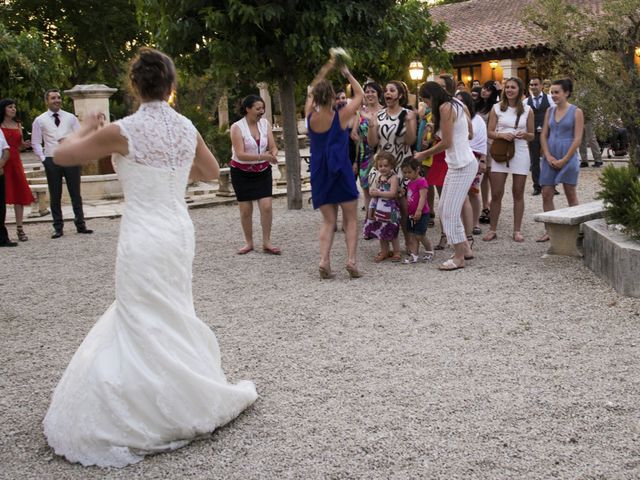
[362,177,400,241]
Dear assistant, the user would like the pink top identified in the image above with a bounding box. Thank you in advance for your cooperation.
[230,117,270,173]
[406,177,430,216]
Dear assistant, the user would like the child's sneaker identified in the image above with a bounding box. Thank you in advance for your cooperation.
[422,251,434,262]
[402,253,419,264]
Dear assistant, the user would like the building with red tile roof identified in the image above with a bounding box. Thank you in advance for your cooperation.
[428,0,606,87]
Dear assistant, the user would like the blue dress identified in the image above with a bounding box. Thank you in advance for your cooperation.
[540,105,580,186]
[308,111,359,209]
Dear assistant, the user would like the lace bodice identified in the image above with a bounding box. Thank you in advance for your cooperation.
[115,101,197,169]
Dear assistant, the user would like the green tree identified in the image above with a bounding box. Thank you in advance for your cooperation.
[0,22,70,128]
[137,0,449,209]
[524,0,640,167]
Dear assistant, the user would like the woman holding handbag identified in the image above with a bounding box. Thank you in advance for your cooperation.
[483,77,534,243]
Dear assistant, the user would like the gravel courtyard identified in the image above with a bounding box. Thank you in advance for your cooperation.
[1,167,639,479]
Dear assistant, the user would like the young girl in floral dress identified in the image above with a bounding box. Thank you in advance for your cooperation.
[362,152,401,262]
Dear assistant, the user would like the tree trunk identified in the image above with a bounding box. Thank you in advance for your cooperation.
[278,74,302,210]
[629,125,640,169]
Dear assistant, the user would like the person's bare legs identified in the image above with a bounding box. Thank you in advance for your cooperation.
[541,185,556,212]
[14,204,26,240]
[469,190,482,231]
[461,197,473,237]
[537,185,556,242]
[481,167,491,210]
[340,199,359,269]
[257,197,275,250]
[563,184,579,207]
[319,204,338,271]
[238,201,254,251]
[512,174,527,241]
[483,171,507,240]
[398,196,408,251]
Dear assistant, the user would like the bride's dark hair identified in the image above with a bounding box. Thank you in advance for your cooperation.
[129,47,176,101]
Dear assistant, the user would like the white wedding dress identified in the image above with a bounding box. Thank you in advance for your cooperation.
[43,101,258,468]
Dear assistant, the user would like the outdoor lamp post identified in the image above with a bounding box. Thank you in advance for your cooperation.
[489,60,499,80]
[409,61,424,107]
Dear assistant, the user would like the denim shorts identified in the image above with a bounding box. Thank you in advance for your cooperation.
[407,215,429,236]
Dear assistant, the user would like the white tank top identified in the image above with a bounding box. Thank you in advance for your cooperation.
[438,99,475,169]
[231,117,268,164]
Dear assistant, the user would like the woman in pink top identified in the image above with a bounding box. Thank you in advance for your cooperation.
[230,95,280,255]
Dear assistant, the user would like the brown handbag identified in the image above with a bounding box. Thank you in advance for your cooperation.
[490,111,522,167]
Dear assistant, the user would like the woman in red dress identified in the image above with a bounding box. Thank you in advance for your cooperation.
[0,99,34,241]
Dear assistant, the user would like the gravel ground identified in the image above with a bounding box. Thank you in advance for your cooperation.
[1,167,639,480]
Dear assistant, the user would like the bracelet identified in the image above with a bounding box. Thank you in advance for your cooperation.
[479,160,486,163]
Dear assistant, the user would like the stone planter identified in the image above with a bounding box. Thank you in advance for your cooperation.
[583,218,640,298]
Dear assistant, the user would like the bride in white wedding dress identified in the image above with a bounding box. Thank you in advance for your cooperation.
[44,48,258,468]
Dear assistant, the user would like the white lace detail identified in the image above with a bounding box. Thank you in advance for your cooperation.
[115,101,197,170]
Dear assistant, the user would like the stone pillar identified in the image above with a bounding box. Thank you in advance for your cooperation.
[65,84,118,175]
[500,59,519,81]
[218,90,229,128]
[257,82,273,125]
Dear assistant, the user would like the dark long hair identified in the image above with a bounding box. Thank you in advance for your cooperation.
[477,81,499,116]
[419,81,459,134]
[0,98,18,124]
[455,91,476,119]
[237,94,265,116]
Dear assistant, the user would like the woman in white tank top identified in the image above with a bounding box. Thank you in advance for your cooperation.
[415,82,477,270]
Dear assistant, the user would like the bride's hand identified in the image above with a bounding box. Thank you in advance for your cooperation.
[83,112,106,130]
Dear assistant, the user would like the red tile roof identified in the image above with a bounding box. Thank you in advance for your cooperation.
[429,0,604,56]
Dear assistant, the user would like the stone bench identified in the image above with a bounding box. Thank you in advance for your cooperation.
[28,184,50,218]
[533,200,605,256]
[216,167,235,197]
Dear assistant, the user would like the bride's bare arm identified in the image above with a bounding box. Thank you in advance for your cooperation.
[190,133,219,181]
[54,122,128,167]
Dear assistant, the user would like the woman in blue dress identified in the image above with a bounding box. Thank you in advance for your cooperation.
[305,56,364,279]
[537,78,584,242]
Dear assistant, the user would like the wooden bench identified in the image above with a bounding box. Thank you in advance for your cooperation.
[216,167,235,197]
[28,184,50,218]
[533,200,605,256]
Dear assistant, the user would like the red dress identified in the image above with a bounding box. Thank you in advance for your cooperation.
[1,127,33,205]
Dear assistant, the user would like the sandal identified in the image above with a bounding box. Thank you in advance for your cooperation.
[466,234,475,250]
[479,208,490,224]
[438,259,464,271]
[237,245,254,255]
[16,226,28,242]
[346,264,362,278]
[402,254,419,264]
[319,266,336,279]
[390,252,402,262]
[263,246,282,255]
[482,231,497,242]
[536,233,550,243]
[374,252,388,263]
[422,251,434,262]
[513,231,525,243]
[472,226,482,235]
[434,233,447,250]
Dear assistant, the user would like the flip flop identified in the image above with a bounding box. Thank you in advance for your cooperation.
[237,246,254,255]
[482,231,497,242]
[438,259,464,271]
[263,246,282,255]
[536,233,550,243]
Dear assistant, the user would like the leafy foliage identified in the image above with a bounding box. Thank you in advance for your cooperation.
[596,165,640,240]
[0,22,70,129]
[136,0,450,208]
[523,0,640,167]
